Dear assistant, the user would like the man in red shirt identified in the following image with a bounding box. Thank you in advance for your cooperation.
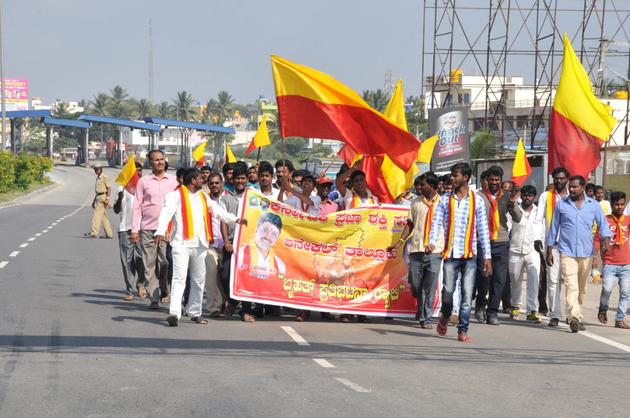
[598,191,630,329]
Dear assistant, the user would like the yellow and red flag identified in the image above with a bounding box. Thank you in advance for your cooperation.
[115,154,140,194]
[225,142,237,163]
[548,33,617,178]
[511,138,532,186]
[192,140,208,167]
[245,115,272,155]
[271,56,420,172]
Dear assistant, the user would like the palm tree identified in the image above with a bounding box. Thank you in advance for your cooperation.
[53,102,72,118]
[172,91,196,121]
[77,99,90,114]
[361,89,390,112]
[107,85,132,118]
[215,90,235,123]
[157,101,173,119]
[90,93,110,116]
[471,129,497,159]
[203,98,219,123]
[136,99,154,118]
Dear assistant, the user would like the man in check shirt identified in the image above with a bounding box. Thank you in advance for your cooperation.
[131,150,179,309]
[156,168,245,326]
[427,162,492,342]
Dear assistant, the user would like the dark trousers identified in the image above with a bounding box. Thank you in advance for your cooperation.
[475,241,509,315]
[220,249,251,315]
[408,252,441,323]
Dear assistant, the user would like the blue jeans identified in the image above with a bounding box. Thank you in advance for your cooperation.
[599,264,630,321]
[408,252,442,323]
[442,258,477,333]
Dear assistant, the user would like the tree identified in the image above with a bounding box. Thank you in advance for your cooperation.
[107,85,133,118]
[77,99,90,114]
[471,129,497,159]
[362,88,390,112]
[172,91,196,121]
[136,99,154,118]
[90,93,110,116]
[157,101,173,119]
[205,91,235,124]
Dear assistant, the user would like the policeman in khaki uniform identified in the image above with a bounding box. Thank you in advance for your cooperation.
[85,166,113,238]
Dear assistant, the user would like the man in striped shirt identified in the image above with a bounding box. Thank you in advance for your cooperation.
[427,162,492,342]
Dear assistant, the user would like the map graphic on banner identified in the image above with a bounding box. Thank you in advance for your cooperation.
[230,189,418,317]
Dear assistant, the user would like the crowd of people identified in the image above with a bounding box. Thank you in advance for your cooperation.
[86,150,630,342]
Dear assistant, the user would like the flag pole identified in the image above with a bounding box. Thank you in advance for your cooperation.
[256,147,261,162]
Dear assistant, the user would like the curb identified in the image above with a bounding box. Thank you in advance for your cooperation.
[0,182,58,209]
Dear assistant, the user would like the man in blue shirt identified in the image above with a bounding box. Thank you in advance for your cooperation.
[547,175,612,333]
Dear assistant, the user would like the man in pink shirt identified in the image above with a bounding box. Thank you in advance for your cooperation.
[131,150,179,309]
[316,176,338,217]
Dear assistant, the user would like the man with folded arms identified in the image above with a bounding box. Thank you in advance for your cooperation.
[597,191,630,329]
[156,168,246,327]
[547,175,612,333]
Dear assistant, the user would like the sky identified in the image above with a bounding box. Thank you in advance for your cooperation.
[5,1,629,107]
[5,0,424,105]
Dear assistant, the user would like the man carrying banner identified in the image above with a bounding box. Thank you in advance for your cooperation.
[156,168,245,327]
[427,162,492,342]
[389,172,443,329]
[476,165,522,325]
[335,164,378,209]
[547,175,611,332]
[533,167,569,327]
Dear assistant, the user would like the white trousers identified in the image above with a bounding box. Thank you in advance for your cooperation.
[547,247,563,319]
[169,245,207,319]
[509,251,540,313]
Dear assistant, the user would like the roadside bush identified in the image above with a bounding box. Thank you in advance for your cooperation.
[0,151,53,192]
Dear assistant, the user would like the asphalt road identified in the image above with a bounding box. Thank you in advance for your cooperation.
[1,166,629,417]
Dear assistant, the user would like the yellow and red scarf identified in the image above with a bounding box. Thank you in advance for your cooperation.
[442,191,476,259]
[179,187,213,242]
[422,194,439,247]
[484,189,503,241]
[610,214,626,246]
[350,192,375,209]
[545,190,558,228]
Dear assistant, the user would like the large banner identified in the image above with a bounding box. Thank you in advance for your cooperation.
[230,189,418,317]
[428,106,470,172]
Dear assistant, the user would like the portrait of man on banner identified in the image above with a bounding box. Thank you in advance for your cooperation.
[237,212,286,280]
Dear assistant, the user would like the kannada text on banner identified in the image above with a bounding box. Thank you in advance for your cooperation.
[230,189,418,317]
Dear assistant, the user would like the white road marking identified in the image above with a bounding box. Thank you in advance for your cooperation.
[334,378,371,393]
[41,230,48,233]
[313,358,335,368]
[51,223,57,226]
[0,261,8,268]
[581,331,630,354]
[27,237,36,242]
[35,233,41,237]
[9,251,19,257]
[19,243,28,248]
[280,326,310,346]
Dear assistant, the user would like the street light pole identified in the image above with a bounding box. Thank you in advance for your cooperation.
[0,1,7,151]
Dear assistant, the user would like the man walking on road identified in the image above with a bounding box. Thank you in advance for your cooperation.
[156,168,244,327]
[597,191,630,329]
[475,165,522,325]
[131,150,179,309]
[547,175,612,333]
[85,166,113,239]
[427,162,492,342]
[534,167,570,327]
[113,161,146,300]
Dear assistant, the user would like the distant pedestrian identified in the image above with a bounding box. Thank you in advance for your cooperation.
[85,166,113,239]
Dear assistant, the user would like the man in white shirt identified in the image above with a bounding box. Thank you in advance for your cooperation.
[155,168,246,327]
[533,167,569,327]
[334,164,378,210]
[508,185,544,322]
[281,174,321,217]
[113,161,145,301]
[257,161,280,201]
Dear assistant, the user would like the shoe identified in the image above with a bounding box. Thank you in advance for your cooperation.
[437,313,448,336]
[548,318,559,327]
[450,314,459,326]
[474,308,486,323]
[502,307,513,314]
[486,314,500,325]
[296,311,307,322]
[526,312,542,323]
[598,309,608,324]
[340,315,351,323]
[510,309,521,320]
[208,311,221,318]
[419,322,433,330]
[160,295,170,304]
[122,294,133,301]
[83,233,97,238]
[99,236,113,239]
[166,314,178,327]
[569,318,579,333]
[224,303,236,318]
[615,320,630,329]
[579,322,586,331]
[148,301,159,310]
[191,316,208,324]
[457,331,471,343]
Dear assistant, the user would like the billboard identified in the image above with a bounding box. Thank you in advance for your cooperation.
[428,106,470,172]
[2,79,28,111]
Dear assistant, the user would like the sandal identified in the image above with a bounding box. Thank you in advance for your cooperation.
[242,313,256,322]
[457,332,471,343]
[122,294,133,301]
[598,310,608,325]
[137,286,147,298]
[191,316,208,324]
[160,295,170,304]
[437,313,448,336]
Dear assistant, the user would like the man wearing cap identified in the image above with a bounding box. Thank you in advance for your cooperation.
[316,176,338,217]
[85,166,113,239]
